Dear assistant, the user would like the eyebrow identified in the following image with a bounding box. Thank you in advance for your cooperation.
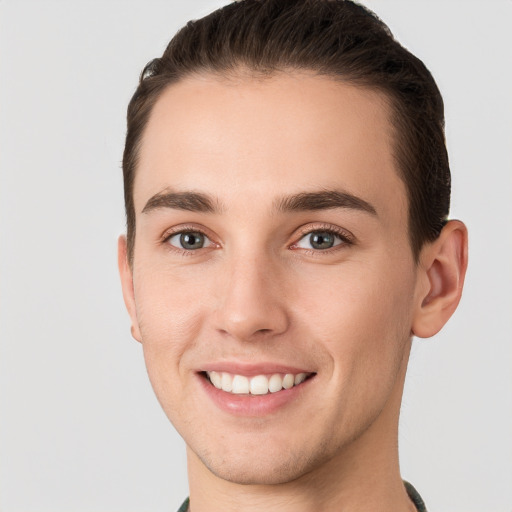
[274,190,377,216]
[141,188,377,217]
[142,190,222,214]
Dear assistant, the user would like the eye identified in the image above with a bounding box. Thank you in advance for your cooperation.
[295,230,345,250]
[166,231,213,250]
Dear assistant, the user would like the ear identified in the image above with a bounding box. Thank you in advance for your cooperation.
[117,235,142,342]
[412,220,468,338]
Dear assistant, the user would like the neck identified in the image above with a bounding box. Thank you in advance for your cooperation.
[187,343,415,512]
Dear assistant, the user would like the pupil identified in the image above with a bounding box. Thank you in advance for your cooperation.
[181,232,204,249]
[310,232,334,250]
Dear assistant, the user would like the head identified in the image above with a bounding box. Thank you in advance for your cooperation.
[118,0,467,490]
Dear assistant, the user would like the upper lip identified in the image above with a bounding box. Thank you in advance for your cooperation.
[200,361,315,377]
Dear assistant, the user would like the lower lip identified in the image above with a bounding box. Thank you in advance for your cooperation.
[197,373,314,416]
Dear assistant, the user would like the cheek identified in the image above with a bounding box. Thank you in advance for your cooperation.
[134,262,206,342]
[132,265,208,400]
[296,259,415,376]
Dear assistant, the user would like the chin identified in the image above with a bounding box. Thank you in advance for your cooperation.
[191,435,336,486]
[203,454,314,485]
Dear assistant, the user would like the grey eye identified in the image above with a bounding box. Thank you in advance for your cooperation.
[168,232,211,250]
[296,231,342,250]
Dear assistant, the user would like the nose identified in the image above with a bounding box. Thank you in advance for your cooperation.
[213,253,290,342]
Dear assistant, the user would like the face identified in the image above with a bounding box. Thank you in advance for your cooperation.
[120,72,426,485]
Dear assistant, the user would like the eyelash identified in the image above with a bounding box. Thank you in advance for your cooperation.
[160,223,354,255]
[290,224,354,254]
[161,225,215,255]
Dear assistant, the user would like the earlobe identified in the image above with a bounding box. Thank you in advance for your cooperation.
[412,220,468,338]
[117,235,142,343]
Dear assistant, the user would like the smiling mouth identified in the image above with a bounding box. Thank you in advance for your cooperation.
[203,371,315,395]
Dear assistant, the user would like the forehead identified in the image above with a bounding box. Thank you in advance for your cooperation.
[135,71,406,222]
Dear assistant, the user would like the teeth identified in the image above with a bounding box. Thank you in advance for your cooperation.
[221,372,233,392]
[206,371,311,395]
[294,373,307,385]
[250,375,269,395]
[232,375,249,394]
[282,373,294,389]
[209,371,222,389]
[268,374,283,393]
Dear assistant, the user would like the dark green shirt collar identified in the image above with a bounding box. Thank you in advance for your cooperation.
[177,481,427,512]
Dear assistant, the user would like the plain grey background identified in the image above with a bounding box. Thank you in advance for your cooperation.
[1,1,511,511]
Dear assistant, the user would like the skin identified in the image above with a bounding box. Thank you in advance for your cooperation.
[119,72,467,511]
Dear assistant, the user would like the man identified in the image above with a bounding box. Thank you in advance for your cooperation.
[118,1,468,510]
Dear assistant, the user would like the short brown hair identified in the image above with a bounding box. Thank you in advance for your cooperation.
[122,0,450,263]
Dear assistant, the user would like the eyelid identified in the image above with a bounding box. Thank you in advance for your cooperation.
[160,224,220,252]
[158,222,354,254]
[167,231,213,249]
[289,223,355,250]
[161,223,212,240]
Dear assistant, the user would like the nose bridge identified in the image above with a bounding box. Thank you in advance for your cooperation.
[214,243,289,341]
